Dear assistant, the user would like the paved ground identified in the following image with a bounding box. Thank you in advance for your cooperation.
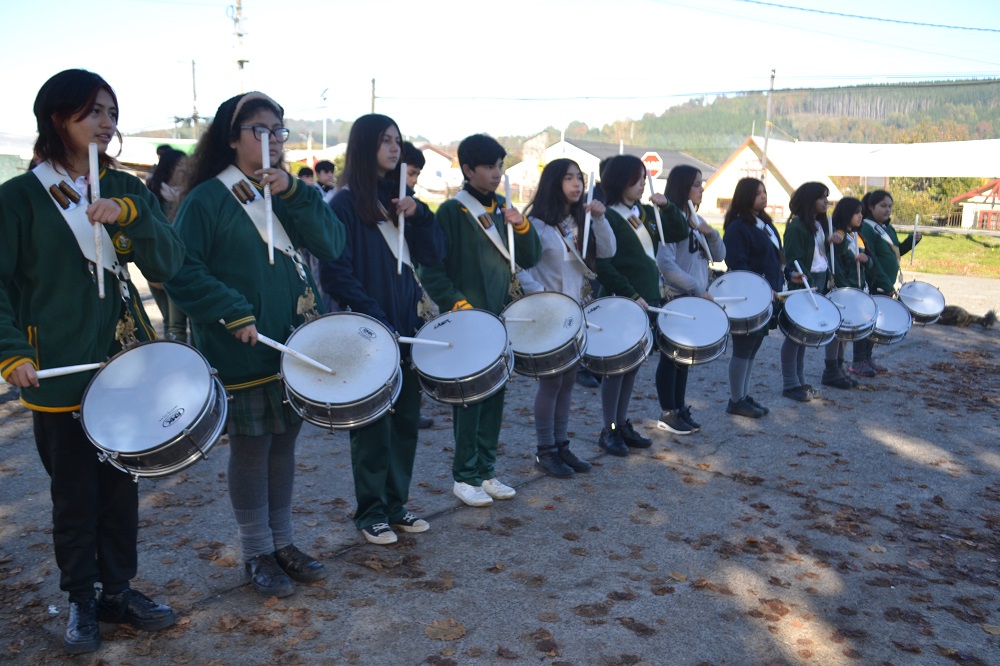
[0,275,998,665]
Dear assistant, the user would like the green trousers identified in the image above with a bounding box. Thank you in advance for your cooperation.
[452,386,506,485]
[349,365,421,530]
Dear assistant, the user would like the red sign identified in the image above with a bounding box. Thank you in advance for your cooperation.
[641,152,663,179]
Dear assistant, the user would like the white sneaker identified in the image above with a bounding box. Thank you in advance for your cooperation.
[481,478,516,500]
[453,482,493,507]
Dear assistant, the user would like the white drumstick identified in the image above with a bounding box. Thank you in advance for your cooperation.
[504,174,515,273]
[647,306,696,320]
[397,163,406,275]
[827,215,835,277]
[712,296,747,303]
[647,173,666,245]
[586,320,603,331]
[775,287,816,298]
[88,143,105,299]
[793,260,820,310]
[581,172,595,257]
[688,199,713,262]
[397,336,452,348]
[257,333,335,374]
[1,362,104,383]
[262,132,274,265]
[910,214,919,266]
[502,317,535,323]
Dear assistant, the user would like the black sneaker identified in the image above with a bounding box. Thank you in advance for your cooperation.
[656,410,693,435]
[678,405,701,431]
[821,370,854,390]
[274,544,327,583]
[620,419,652,448]
[244,554,296,597]
[64,597,100,654]
[726,397,765,418]
[390,512,430,533]
[97,588,176,631]
[746,395,769,414]
[782,387,812,403]
[535,449,575,478]
[598,426,629,456]
[556,441,592,473]
[361,523,398,545]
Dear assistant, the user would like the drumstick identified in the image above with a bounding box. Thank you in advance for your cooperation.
[257,333,336,374]
[827,216,835,277]
[775,287,816,298]
[793,260,820,310]
[504,174,515,273]
[397,163,406,275]
[712,296,747,303]
[585,321,603,331]
[647,173,666,245]
[502,317,535,323]
[262,132,274,265]
[910,214,918,266]
[688,199,713,262]
[1,362,104,383]
[647,306,696,320]
[88,143,105,299]
[581,172,595,257]
[397,336,452,348]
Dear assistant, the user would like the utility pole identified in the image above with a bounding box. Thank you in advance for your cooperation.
[761,68,775,183]
[371,78,376,113]
[320,88,328,151]
[229,1,249,93]
[191,60,200,140]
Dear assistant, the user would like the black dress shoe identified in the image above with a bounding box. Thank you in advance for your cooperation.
[534,449,575,478]
[746,395,770,414]
[245,553,295,597]
[274,544,327,583]
[782,387,812,403]
[599,426,629,457]
[417,414,434,429]
[97,588,176,631]
[726,397,765,418]
[620,419,652,449]
[556,440,592,473]
[65,597,100,654]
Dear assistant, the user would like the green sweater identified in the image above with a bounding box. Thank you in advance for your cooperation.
[596,203,688,304]
[418,195,541,315]
[0,168,185,410]
[859,218,913,295]
[832,232,872,290]
[165,175,344,390]
[782,216,826,289]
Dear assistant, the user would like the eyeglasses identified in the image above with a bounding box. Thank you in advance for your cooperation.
[239,125,290,142]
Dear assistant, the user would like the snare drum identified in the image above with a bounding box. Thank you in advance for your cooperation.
[501,292,587,377]
[707,270,773,335]
[778,291,842,347]
[581,296,653,376]
[869,295,912,345]
[410,309,513,406]
[655,297,730,365]
[80,340,227,479]
[282,312,401,430]
[898,281,945,325]
[827,288,877,341]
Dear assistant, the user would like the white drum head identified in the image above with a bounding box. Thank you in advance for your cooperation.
[898,281,945,318]
[503,292,583,354]
[783,291,841,334]
[828,288,877,330]
[584,297,648,357]
[282,313,400,404]
[708,270,772,319]
[82,341,212,454]
[873,295,913,333]
[657,297,730,347]
[411,310,508,379]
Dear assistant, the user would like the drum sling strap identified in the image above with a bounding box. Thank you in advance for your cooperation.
[454,189,524,300]
[375,201,435,321]
[863,219,902,288]
[555,216,597,303]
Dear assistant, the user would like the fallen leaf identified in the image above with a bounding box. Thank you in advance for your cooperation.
[869,544,887,553]
[668,572,687,582]
[425,618,466,641]
[984,625,1000,635]
[496,645,519,659]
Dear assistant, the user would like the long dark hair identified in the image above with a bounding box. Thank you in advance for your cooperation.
[788,181,829,239]
[601,155,645,206]
[524,158,595,264]
[831,197,862,233]
[724,178,771,230]
[186,92,284,194]
[147,149,187,220]
[861,189,893,224]
[33,69,122,173]
[664,164,701,212]
[343,114,401,228]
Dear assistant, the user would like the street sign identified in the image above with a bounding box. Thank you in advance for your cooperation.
[641,152,663,179]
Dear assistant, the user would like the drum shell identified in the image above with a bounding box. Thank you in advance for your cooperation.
[80,340,227,479]
[869,295,913,345]
[654,297,730,365]
[580,296,653,376]
[410,309,513,406]
[777,291,842,347]
[502,292,587,378]
[708,270,774,335]
[827,288,877,341]
[281,312,402,430]
[898,281,945,325]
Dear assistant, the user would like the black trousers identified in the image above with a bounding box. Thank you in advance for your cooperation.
[33,411,138,601]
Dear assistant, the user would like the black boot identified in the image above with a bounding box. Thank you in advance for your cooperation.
[97,588,176,631]
[535,446,575,478]
[822,360,853,389]
[64,596,100,654]
[556,440,591,473]
[599,425,629,457]
[274,544,327,582]
[620,419,652,448]
[245,554,295,598]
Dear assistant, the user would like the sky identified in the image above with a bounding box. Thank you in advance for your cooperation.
[1,0,998,145]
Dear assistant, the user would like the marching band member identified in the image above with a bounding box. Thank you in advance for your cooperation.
[418,134,541,507]
[518,158,614,477]
[0,69,183,653]
[830,197,869,383]
[319,115,445,544]
[165,92,344,597]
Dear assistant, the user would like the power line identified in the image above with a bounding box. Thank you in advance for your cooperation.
[732,0,1000,33]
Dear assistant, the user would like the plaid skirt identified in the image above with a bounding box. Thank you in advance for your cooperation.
[226,379,302,437]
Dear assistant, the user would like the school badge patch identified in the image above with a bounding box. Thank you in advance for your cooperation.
[112,231,133,254]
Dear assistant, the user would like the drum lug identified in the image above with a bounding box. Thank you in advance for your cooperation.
[72,411,81,420]
[97,451,109,464]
